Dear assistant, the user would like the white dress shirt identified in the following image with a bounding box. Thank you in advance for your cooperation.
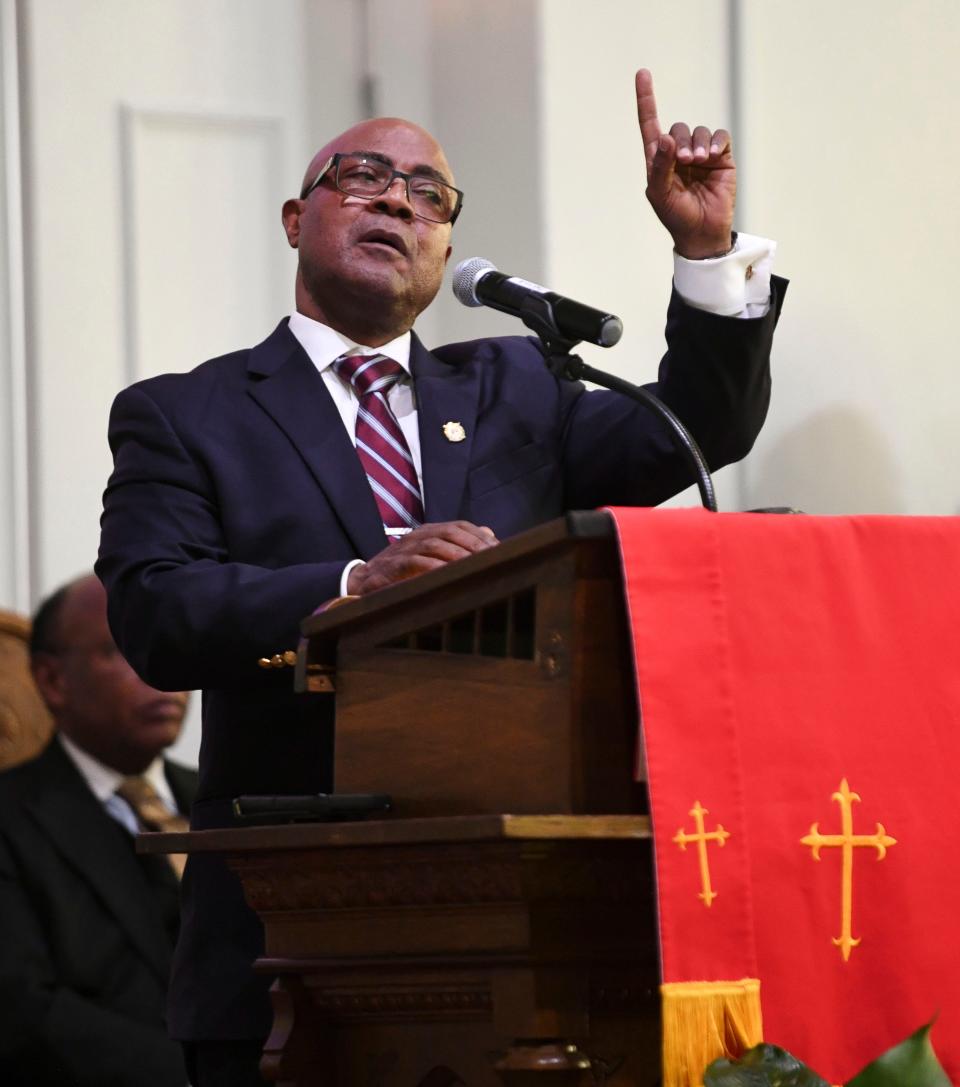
[286,316,422,487]
[58,733,177,836]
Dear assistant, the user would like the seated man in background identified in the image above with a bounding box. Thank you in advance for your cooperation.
[0,573,195,1087]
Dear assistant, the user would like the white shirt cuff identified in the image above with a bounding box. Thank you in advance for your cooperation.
[672,232,777,319]
[340,558,365,596]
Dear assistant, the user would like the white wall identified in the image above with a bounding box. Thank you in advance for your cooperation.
[538,0,741,508]
[17,0,345,605]
[739,0,960,514]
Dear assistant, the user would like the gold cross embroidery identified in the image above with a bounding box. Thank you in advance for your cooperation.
[801,778,896,962]
[673,801,730,907]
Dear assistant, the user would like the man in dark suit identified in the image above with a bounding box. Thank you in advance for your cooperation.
[97,71,786,1085]
[0,574,195,1086]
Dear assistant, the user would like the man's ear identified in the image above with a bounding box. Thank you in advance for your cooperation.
[31,655,66,713]
[281,199,303,248]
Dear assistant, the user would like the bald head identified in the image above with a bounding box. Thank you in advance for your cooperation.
[281,116,457,346]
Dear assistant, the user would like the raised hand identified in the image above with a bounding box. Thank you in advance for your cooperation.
[636,68,736,260]
[347,520,499,594]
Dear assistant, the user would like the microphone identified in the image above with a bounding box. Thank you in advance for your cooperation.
[452,257,623,348]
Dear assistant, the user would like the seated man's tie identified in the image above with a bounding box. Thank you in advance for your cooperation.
[115,776,189,878]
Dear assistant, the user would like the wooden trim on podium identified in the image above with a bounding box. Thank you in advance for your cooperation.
[137,813,651,856]
[139,813,660,1086]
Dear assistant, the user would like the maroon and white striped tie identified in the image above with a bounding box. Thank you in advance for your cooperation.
[333,353,424,533]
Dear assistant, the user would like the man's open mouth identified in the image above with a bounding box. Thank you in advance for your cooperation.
[357,230,409,257]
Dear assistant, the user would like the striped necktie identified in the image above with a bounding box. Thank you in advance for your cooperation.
[333,353,425,533]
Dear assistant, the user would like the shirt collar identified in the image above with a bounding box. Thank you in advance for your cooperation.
[287,311,412,375]
[58,733,172,805]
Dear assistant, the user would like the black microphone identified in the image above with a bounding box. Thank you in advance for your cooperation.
[452,257,623,348]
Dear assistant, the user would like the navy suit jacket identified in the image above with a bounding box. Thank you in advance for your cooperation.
[0,739,197,1085]
[96,280,786,1038]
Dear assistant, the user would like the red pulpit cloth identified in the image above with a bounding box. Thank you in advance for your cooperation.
[608,507,960,1086]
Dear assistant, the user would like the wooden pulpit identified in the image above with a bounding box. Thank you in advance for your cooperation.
[298,510,646,817]
[143,512,661,1086]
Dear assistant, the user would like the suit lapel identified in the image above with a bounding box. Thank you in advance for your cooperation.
[25,743,172,982]
[246,322,386,559]
[411,334,481,523]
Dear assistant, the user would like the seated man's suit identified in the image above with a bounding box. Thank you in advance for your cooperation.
[0,738,198,1086]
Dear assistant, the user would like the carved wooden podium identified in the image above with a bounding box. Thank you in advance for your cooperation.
[298,511,646,818]
[144,512,661,1086]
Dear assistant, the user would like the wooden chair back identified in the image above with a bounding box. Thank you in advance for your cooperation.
[0,610,54,770]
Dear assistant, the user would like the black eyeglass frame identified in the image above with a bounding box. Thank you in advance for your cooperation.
[300,152,464,225]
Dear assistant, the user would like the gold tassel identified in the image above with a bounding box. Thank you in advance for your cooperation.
[661,978,763,1087]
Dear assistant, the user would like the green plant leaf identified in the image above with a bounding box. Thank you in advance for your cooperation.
[845,1021,951,1087]
[705,1043,832,1087]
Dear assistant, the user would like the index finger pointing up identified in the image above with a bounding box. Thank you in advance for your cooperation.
[635,68,662,172]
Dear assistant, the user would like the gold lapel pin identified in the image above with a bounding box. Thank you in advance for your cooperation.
[442,421,466,443]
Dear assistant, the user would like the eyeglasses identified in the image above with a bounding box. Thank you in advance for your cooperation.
[300,152,463,225]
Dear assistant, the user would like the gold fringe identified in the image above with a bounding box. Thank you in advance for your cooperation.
[661,978,763,1087]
